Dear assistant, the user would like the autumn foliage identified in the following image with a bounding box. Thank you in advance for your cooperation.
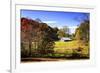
[21,18,58,57]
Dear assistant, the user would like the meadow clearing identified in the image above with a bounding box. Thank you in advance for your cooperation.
[54,40,89,58]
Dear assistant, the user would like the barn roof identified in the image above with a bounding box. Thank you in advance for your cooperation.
[61,37,72,40]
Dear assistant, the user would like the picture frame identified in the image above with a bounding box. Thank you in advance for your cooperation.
[11,1,96,73]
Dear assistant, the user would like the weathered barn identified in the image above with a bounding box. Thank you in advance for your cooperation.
[60,37,72,42]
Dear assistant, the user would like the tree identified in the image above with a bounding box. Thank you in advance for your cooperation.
[21,18,55,57]
[75,20,89,43]
[70,33,75,40]
[35,18,42,23]
[35,23,55,55]
[21,18,38,57]
[75,28,81,40]
[57,26,70,38]
[51,27,59,41]
[62,26,70,34]
[57,30,65,38]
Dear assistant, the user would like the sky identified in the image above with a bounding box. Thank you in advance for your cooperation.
[21,9,89,34]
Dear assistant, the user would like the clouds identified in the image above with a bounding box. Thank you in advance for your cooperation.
[43,21,57,24]
[69,26,78,34]
[43,20,60,28]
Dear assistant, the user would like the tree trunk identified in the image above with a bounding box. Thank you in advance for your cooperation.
[29,41,32,57]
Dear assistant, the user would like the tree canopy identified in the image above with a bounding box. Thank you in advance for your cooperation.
[75,20,89,43]
[21,17,59,57]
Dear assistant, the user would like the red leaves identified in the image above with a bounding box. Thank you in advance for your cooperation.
[21,18,33,32]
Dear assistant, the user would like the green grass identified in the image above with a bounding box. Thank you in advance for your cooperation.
[54,40,89,56]
[29,40,89,58]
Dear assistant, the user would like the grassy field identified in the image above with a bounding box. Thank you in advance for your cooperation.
[54,40,89,56]
[21,40,89,62]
